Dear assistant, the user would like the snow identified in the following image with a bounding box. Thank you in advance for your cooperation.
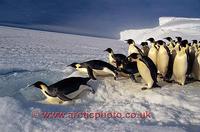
[0,17,200,131]
[120,17,200,43]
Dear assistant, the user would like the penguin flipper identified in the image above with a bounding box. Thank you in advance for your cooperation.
[86,66,96,80]
[141,87,148,90]
[57,94,72,101]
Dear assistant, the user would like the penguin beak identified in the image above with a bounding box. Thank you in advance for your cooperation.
[27,84,34,87]
[67,64,76,68]
[28,84,42,89]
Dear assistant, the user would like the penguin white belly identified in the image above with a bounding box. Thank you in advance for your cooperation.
[41,90,63,104]
[137,60,154,88]
[93,68,114,76]
[192,53,200,80]
[108,54,116,66]
[148,48,157,66]
[168,44,174,52]
[157,47,169,77]
[128,45,139,55]
[65,85,91,99]
[173,54,187,85]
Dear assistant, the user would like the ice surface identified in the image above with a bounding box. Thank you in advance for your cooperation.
[0,17,200,131]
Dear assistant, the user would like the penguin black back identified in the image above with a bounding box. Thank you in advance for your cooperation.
[84,60,118,71]
[49,77,91,94]
[140,56,158,82]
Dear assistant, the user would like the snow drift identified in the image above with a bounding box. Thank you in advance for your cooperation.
[120,17,200,43]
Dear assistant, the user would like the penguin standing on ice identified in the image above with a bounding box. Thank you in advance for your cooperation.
[147,37,158,67]
[173,40,188,85]
[192,47,200,80]
[29,77,95,104]
[140,42,149,56]
[156,40,172,81]
[104,48,127,69]
[124,39,143,56]
[69,60,118,80]
[128,53,160,90]
[187,40,197,77]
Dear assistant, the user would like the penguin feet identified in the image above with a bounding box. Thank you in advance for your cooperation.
[141,87,148,90]
[153,83,161,88]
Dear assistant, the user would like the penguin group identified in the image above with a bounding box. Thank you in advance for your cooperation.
[29,36,200,104]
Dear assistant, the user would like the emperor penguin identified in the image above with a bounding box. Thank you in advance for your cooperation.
[147,37,158,67]
[120,60,139,82]
[173,41,188,85]
[192,40,198,53]
[174,37,182,52]
[198,41,200,48]
[104,48,126,69]
[69,60,118,80]
[176,37,182,43]
[156,40,172,80]
[164,37,175,52]
[181,40,193,77]
[124,39,143,56]
[128,53,160,90]
[140,42,150,56]
[29,77,95,104]
[192,48,200,80]
[188,40,198,75]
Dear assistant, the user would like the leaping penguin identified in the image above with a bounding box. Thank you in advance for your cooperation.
[104,48,126,69]
[128,53,160,90]
[120,60,139,82]
[29,77,95,104]
[124,39,143,56]
[69,60,118,80]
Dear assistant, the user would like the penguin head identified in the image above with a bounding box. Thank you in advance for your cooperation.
[104,48,113,53]
[180,40,188,48]
[68,63,78,68]
[68,63,82,69]
[140,42,148,46]
[125,39,135,45]
[192,40,197,44]
[30,81,48,90]
[127,53,141,61]
[175,37,182,43]
[146,38,155,43]
[156,40,165,46]
[164,37,172,42]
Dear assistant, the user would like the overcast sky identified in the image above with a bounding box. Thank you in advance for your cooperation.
[0,0,200,38]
